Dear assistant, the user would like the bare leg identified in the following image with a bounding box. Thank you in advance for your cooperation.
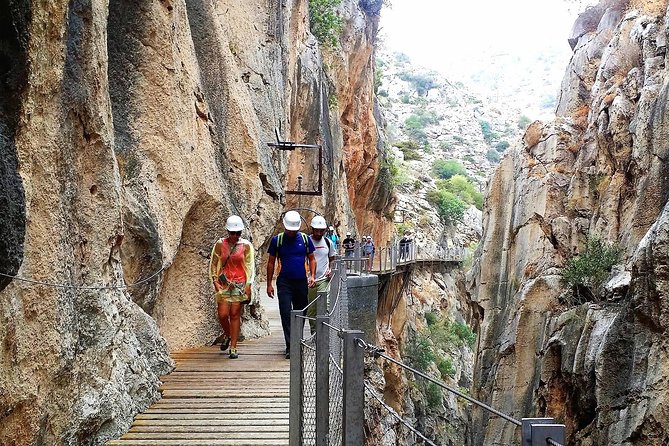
[217,301,231,337]
[229,302,242,348]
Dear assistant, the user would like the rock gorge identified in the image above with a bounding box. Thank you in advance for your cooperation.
[0,0,391,443]
[471,0,669,444]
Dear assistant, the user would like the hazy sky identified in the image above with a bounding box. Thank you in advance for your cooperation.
[379,0,590,77]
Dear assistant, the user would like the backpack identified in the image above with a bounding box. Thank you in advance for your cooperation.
[276,232,310,257]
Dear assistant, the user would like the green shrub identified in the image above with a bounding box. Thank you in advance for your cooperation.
[437,357,456,380]
[393,140,423,161]
[432,159,466,180]
[398,71,438,96]
[439,141,453,152]
[395,222,415,236]
[426,190,467,225]
[448,320,476,347]
[479,120,498,143]
[486,149,501,163]
[518,115,532,130]
[406,333,435,370]
[561,235,623,303]
[438,175,483,210]
[404,109,440,144]
[426,382,443,409]
[495,140,510,152]
[308,0,344,47]
[425,311,439,326]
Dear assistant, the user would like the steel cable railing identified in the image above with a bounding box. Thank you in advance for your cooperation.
[289,257,565,446]
[364,382,438,446]
[0,266,167,290]
[356,338,565,446]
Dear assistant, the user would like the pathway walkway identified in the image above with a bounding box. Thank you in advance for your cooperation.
[107,287,289,446]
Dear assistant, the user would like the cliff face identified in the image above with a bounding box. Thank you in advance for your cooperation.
[471,1,669,444]
[0,0,390,443]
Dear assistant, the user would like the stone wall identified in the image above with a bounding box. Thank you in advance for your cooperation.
[0,0,392,443]
[471,1,669,444]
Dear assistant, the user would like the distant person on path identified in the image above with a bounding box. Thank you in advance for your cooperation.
[342,232,355,257]
[209,215,255,359]
[342,232,356,270]
[327,226,339,252]
[399,233,409,261]
[266,211,316,359]
[362,235,375,271]
[306,216,336,333]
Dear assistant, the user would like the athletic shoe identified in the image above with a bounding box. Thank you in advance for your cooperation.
[229,348,238,359]
[220,335,230,352]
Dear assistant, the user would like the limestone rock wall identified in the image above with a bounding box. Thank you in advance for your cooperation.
[471,1,669,444]
[0,0,390,443]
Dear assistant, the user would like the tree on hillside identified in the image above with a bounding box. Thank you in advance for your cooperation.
[432,159,467,180]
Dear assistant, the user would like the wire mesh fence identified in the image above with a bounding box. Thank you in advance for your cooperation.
[301,339,317,445]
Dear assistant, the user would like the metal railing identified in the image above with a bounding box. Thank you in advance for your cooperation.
[289,258,566,446]
[341,241,466,275]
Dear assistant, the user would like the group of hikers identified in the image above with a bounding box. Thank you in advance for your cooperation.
[209,211,372,360]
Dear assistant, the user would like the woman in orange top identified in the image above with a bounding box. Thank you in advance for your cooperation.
[209,215,255,359]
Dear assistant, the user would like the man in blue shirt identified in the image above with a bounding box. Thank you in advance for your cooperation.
[266,211,316,358]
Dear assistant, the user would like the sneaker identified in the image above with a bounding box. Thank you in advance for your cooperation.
[285,351,290,359]
[229,348,238,359]
[220,335,230,352]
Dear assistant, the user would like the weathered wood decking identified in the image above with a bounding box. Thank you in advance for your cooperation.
[108,292,289,446]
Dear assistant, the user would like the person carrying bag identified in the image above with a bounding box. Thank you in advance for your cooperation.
[209,215,255,359]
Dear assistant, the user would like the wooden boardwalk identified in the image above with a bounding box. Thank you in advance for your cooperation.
[108,291,289,446]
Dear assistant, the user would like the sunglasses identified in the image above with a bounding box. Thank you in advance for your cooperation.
[228,231,241,235]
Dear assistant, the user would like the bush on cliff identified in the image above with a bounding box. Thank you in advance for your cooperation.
[561,235,623,304]
[308,0,343,47]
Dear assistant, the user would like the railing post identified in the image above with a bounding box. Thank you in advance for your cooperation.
[315,305,330,445]
[341,330,364,446]
[289,310,305,446]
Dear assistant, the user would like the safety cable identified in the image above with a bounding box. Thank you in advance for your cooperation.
[0,266,167,291]
[364,382,438,446]
[322,321,343,333]
[356,338,522,427]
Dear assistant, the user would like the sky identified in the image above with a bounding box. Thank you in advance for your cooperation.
[379,0,595,110]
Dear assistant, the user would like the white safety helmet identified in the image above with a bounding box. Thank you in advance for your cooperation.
[283,210,302,231]
[225,215,244,232]
[310,215,327,229]
[346,232,351,236]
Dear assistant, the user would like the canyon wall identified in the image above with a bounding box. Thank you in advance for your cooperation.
[471,1,669,444]
[0,0,391,443]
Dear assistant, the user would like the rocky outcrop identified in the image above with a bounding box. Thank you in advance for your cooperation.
[471,1,669,444]
[0,0,390,443]
[369,266,474,446]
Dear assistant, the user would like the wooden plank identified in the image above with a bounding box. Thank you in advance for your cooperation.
[160,390,287,398]
[152,398,288,404]
[121,432,287,440]
[107,292,293,445]
[131,419,288,426]
[129,425,285,433]
[136,413,288,420]
[108,440,288,445]
[144,408,287,414]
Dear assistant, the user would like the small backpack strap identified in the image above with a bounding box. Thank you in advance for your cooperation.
[276,232,284,256]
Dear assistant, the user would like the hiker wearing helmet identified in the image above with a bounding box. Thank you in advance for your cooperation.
[326,225,339,252]
[209,215,255,359]
[306,215,336,334]
[266,210,316,358]
[362,235,375,271]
